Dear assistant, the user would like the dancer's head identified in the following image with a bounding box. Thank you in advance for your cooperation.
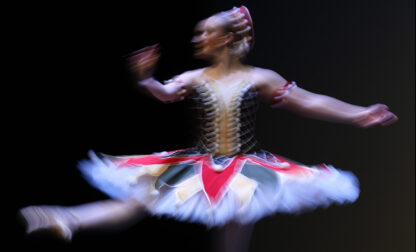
[192,6,254,60]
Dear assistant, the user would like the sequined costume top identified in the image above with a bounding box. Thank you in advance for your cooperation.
[192,80,259,156]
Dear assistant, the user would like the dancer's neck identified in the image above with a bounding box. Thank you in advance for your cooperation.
[207,53,246,79]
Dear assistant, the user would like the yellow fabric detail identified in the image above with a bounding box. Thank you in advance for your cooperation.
[229,173,258,209]
[206,80,253,156]
[129,164,169,186]
[175,175,203,205]
[143,164,170,176]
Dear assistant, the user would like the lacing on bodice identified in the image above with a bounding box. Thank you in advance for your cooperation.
[192,80,259,156]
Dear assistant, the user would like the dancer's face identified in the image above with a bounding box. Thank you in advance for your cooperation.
[192,16,231,59]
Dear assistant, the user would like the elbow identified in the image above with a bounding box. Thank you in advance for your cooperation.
[157,95,172,103]
[147,89,171,103]
[158,93,179,103]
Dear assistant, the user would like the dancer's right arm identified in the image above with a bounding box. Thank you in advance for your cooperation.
[128,44,188,103]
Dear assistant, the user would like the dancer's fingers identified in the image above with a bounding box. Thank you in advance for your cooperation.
[127,44,159,57]
[127,45,159,65]
[380,112,398,126]
[368,104,389,115]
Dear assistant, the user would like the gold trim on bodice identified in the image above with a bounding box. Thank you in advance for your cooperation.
[194,79,257,156]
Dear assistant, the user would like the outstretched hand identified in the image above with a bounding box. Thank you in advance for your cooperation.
[127,44,160,80]
[354,104,398,128]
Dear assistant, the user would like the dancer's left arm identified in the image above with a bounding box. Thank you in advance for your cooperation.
[257,69,398,128]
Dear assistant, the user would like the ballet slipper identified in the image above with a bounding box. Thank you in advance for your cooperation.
[19,206,79,242]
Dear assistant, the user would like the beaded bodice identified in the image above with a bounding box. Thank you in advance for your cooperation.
[192,80,259,156]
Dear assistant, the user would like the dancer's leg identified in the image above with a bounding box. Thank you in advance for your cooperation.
[212,222,254,252]
[19,199,146,241]
[69,199,146,231]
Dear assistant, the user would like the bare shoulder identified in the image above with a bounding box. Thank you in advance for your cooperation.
[175,68,206,87]
[249,67,287,89]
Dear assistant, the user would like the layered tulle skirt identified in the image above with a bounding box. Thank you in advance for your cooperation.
[78,148,359,227]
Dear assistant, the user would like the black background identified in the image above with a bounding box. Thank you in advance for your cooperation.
[9,0,414,251]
